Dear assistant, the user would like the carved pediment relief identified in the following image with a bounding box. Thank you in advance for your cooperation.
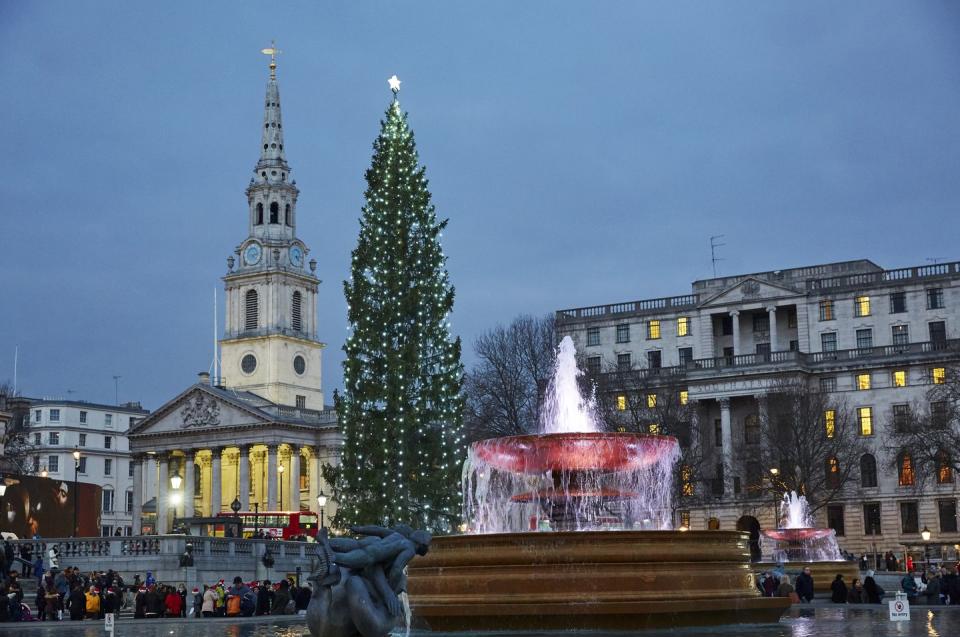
[700,277,801,308]
[180,391,221,428]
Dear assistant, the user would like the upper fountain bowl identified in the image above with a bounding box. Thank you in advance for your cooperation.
[761,528,836,542]
[470,432,679,474]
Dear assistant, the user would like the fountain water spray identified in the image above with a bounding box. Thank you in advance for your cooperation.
[761,491,842,562]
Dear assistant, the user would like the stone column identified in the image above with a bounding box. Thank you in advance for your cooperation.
[729,311,741,357]
[289,447,301,511]
[210,448,222,516]
[184,452,195,519]
[308,447,321,511]
[131,454,144,536]
[267,445,278,510]
[157,453,169,535]
[767,306,778,353]
[239,445,251,511]
[719,398,733,495]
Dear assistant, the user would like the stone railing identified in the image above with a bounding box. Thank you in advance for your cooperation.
[557,294,700,322]
[807,261,960,292]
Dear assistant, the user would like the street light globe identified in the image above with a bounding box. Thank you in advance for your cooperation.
[170,492,182,506]
[72,450,81,461]
[317,491,327,508]
[278,465,285,474]
[0,483,6,497]
[921,526,931,542]
[170,474,183,490]
[769,468,779,476]
[41,469,48,478]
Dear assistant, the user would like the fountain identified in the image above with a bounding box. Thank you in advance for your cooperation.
[407,337,790,630]
[757,491,858,593]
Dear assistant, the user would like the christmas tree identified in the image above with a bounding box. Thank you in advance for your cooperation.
[331,78,464,533]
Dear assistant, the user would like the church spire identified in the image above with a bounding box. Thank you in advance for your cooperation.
[256,42,289,182]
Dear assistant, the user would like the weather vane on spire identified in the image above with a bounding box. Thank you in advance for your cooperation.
[388,74,401,95]
[261,40,282,78]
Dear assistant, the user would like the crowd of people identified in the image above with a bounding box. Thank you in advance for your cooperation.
[757,565,960,606]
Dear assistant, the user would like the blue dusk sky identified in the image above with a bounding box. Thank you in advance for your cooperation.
[1,1,959,409]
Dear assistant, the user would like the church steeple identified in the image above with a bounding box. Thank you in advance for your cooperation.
[256,42,289,181]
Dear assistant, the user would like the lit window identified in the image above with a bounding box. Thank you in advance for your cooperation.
[937,450,953,484]
[647,394,657,408]
[819,300,834,321]
[933,367,946,384]
[892,370,906,388]
[825,410,835,438]
[648,423,660,434]
[857,373,871,390]
[647,320,661,340]
[826,456,840,488]
[681,467,693,496]
[854,295,871,317]
[858,407,873,436]
[679,509,691,526]
[679,390,688,406]
[617,395,627,411]
[677,317,690,337]
[898,451,915,486]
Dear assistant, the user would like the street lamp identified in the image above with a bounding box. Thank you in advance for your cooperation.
[921,525,932,569]
[317,491,327,529]
[72,449,81,537]
[278,465,285,509]
[768,468,781,527]
[230,497,242,538]
[170,474,183,532]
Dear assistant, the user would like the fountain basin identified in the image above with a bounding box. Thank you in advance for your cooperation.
[408,530,790,631]
[762,528,836,542]
[471,432,678,473]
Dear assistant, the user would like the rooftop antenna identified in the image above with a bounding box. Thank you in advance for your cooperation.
[112,375,122,405]
[210,288,220,385]
[926,257,946,265]
[13,345,18,397]
[710,235,726,278]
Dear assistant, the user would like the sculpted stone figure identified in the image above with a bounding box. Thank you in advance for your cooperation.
[307,524,432,637]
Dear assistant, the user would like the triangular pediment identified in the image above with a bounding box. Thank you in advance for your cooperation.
[699,277,802,308]
[127,384,270,438]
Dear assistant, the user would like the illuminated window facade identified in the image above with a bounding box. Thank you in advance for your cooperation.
[679,390,688,405]
[933,367,946,384]
[892,370,906,387]
[617,395,627,411]
[647,320,661,340]
[819,300,834,321]
[824,410,835,438]
[858,407,873,436]
[646,394,657,408]
[677,317,690,337]
[898,451,915,486]
[857,373,871,390]
[854,295,871,317]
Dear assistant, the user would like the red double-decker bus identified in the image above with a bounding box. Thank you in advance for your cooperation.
[222,511,320,540]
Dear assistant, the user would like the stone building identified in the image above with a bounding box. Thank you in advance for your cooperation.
[556,259,960,560]
[127,53,340,535]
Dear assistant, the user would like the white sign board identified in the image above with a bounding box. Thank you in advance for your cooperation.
[104,613,115,633]
[888,597,910,621]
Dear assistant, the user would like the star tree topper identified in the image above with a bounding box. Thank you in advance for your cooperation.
[388,74,402,94]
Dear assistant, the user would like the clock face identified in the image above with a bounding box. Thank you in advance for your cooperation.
[244,243,262,266]
[289,246,303,267]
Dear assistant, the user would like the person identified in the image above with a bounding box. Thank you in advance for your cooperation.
[48,544,60,570]
[762,572,778,597]
[35,585,46,621]
[134,587,147,618]
[901,570,919,602]
[177,583,187,617]
[925,571,942,605]
[103,587,120,618]
[830,574,848,603]
[848,578,864,603]
[273,579,293,615]
[67,584,85,621]
[256,579,274,615]
[776,575,794,599]
[795,567,814,603]
[33,556,44,585]
[202,584,217,618]
[145,585,164,618]
[84,585,101,620]
[165,586,183,617]
[19,544,32,577]
[192,587,203,618]
[945,567,960,605]
[864,575,885,603]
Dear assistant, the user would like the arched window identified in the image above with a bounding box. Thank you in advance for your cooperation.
[937,450,953,484]
[860,453,877,488]
[285,204,292,226]
[825,456,840,488]
[707,517,720,530]
[898,450,915,486]
[245,289,259,331]
[291,291,302,332]
[270,202,279,224]
[255,203,263,225]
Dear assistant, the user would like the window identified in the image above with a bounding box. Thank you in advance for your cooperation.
[586,327,600,347]
[104,436,112,450]
[787,310,797,329]
[745,461,762,490]
[33,432,41,446]
[936,450,953,484]
[647,320,661,340]
[929,321,947,345]
[938,500,958,533]
[679,390,688,406]
[648,423,660,434]
[720,316,733,336]
[678,347,693,367]
[827,505,845,536]
[34,409,41,423]
[255,202,263,225]
[49,409,60,422]
[856,329,873,349]
[931,401,949,428]
[616,324,630,343]
[755,343,770,356]
[891,324,909,346]
[677,317,690,337]
[77,457,87,474]
[646,394,657,409]
[856,373,871,391]
[854,295,871,317]
[892,370,907,388]
[269,201,279,224]
[900,501,919,534]
[927,287,944,310]
[825,456,841,488]
[752,314,769,337]
[292,291,303,332]
[32,456,40,472]
[104,459,112,476]
[78,433,87,447]
[296,395,306,409]
[285,203,292,226]
[789,340,799,351]
[714,419,723,447]
[126,491,134,513]
[824,410,835,438]
[708,517,721,530]
[933,367,946,384]
[860,454,877,488]
[48,455,59,473]
[681,468,693,497]
[104,414,112,427]
[102,490,114,513]
[101,526,112,537]
[647,351,662,369]
[820,377,837,392]
[893,404,911,432]
[617,353,631,372]
[898,451,915,486]
[863,503,881,535]
[819,300,834,321]
[858,406,873,435]
[79,410,87,424]
[245,289,259,330]
[889,292,907,314]
[128,461,134,478]
[821,332,837,352]
[616,395,627,411]
[586,357,601,375]
[744,415,760,444]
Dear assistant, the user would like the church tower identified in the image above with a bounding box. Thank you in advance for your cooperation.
[220,49,325,409]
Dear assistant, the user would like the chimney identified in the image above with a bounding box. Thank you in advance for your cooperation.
[197,372,211,385]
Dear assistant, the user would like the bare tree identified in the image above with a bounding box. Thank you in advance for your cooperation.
[753,379,867,514]
[0,381,37,474]
[463,314,555,442]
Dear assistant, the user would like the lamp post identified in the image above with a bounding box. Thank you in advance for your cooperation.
[230,497,242,538]
[170,474,183,533]
[768,468,781,527]
[317,491,327,529]
[278,464,285,510]
[921,525,932,570]
[72,449,81,537]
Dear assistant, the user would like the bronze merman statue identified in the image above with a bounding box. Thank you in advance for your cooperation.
[307,525,432,637]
